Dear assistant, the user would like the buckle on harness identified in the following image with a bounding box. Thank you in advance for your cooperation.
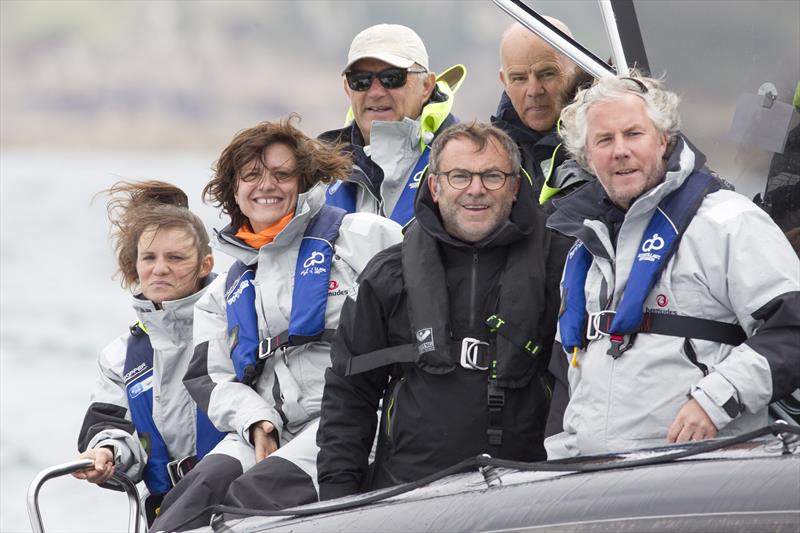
[258,333,289,360]
[167,455,197,487]
[607,333,635,359]
[258,338,275,360]
[586,310,616,340]
[460,337,489,371]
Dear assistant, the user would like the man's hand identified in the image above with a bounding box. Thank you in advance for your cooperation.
[667,398,718,443]
[72,447,115,484]
[250,420,279,463]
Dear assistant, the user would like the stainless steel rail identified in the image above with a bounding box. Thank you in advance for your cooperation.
[598,0,630,74]
[492,0,617,79]
[27,459,142,533]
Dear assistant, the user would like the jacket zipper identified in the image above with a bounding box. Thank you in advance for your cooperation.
[470,248,478,328]
[350,166,384,216]
[385,376,406,442]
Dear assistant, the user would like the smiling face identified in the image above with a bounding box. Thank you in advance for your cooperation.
[500,30,571,133]
[344,58,435,143]
[234,143,300,232]
[585,94,669,210]
[136,226,212,305]
[428,137,520,243]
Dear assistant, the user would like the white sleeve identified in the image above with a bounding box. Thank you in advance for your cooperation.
[184,274,281,443]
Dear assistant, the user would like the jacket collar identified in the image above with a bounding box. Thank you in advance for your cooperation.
[491,91,561,150]
[133,272,217,335]
[320,112,459,199]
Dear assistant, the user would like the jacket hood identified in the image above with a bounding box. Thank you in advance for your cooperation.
[413,164,542,249]
[213,181,328,265]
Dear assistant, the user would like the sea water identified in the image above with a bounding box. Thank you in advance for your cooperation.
[0,148,231,532]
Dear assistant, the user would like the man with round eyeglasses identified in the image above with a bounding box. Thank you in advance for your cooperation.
[317,122,571,498]
[322,23,466,226]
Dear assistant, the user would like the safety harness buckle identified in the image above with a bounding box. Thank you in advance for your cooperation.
[257,338,275,360]
[607,333,635,359]
[166,455,197,487]
[586,310,615,340]
[258,333,289,360]
[460,337,490,371]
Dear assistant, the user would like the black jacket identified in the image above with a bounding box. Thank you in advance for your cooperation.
[316,172,571,500]
[491,91,567,202]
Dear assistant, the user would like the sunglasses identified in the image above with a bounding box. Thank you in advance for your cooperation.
[344,67,427,91]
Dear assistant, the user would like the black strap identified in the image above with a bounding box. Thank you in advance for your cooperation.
[258,329,337,360]
[597,312,746,346]
[485,314,543,358]
[487,361,504,449]
[683,338,708,376]
[345,344,418,376]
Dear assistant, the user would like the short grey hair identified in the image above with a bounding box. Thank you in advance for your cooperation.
[559,75,681,168]
[429,121,522,176]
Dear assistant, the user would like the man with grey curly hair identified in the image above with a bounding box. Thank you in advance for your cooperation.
[559,75,681,209]
[544,75,800,458]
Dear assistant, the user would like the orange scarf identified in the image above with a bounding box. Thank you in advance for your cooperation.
[235,212,294,249]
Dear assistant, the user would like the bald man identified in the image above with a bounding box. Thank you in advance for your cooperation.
[491,20,587,204]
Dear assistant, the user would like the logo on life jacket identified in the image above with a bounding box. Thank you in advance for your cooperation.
[303,251,325,268]
[656,294,668,307]
[409,169,425,190]
[123,362,148,384]
[638,233,665,262]
[128,375,154,398]
[416,328,435,354]
[227,278,251,305]
[301,251,327,276]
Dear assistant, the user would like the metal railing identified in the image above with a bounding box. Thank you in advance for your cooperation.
[492,0,617,79]
[27,459,142,533]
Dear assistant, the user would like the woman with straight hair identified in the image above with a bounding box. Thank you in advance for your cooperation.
[74,180,224,524]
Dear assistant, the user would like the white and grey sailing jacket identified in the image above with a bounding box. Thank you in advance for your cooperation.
[184,183,402,448]
[545,138,800,458]
[77,278,216,484]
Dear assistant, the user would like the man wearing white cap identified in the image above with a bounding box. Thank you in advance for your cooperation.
[323,23,465,227]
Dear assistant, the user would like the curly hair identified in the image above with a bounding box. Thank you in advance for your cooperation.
[559,73,681,168]
[100,180,211,290]
[204,114,352,229]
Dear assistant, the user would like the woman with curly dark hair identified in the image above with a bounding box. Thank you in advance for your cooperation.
[74,180,223,525]
[151,117,402,531]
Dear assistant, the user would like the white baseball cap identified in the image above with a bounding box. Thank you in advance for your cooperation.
[343,24,429,73]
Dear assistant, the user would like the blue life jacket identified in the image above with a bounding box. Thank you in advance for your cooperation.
[325,146,430,226]
[123,324,225,495]
[559,171,730,354]
[225,205,347,385]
